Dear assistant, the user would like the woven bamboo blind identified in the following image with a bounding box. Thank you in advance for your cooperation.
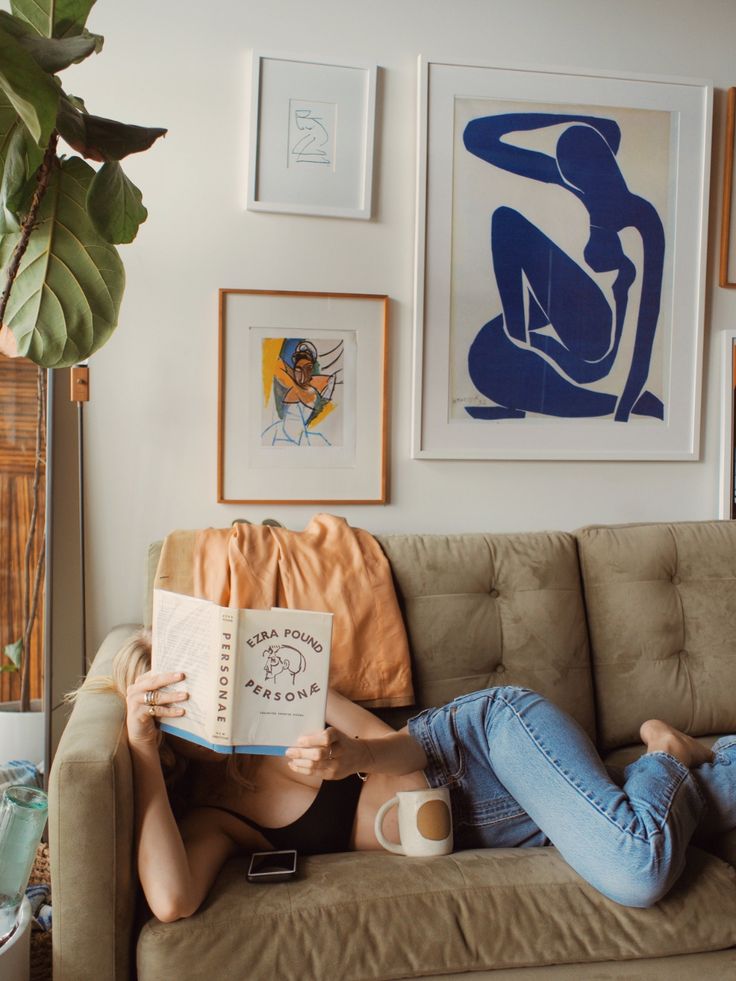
[0,357,45,704]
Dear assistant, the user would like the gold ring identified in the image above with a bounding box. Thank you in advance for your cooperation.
[144,690,154,706]
[148,706,156,716]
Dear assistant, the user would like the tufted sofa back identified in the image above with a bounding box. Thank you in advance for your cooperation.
[576,521,736,752]
[144,520,736,753]
[376,531,596,738]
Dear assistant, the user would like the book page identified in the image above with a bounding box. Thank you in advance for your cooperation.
[151,589,216,742]
[232,608,333,752]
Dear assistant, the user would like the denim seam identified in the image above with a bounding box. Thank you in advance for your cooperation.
[407,714,446,788]
[495,691,692,843]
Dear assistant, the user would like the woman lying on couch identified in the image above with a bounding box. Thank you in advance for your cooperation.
[90,630,736,921]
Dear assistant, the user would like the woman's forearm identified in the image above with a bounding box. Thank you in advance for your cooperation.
[356,728,428,776]
[130,742,195,920]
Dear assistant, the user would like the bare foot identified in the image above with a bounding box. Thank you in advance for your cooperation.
[640,720,713,768]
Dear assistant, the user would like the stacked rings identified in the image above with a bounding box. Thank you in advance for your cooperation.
[144,690,158,706]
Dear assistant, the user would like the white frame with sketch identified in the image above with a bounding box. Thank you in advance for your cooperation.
[247,53,376,219]
[412,58,712,460]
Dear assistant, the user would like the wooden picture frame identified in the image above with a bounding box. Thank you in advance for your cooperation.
[218,290,388,504]
[719,88,736,288]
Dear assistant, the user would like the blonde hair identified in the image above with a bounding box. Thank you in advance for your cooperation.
[68,628,255,789]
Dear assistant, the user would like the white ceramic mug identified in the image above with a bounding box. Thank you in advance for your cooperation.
[374,786,453,857]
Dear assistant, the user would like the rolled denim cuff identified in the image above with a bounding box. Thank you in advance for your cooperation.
[407,708,449,789]
[626,750,706,826]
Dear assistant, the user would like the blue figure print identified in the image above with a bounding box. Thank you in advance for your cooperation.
[462,113,666,422]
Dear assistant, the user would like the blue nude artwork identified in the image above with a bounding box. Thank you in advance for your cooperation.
[260,337,344,448]
[450,100,671,425]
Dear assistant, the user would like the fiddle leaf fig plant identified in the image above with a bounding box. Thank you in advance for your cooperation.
[0,0,166,713]
[0,0,166,368]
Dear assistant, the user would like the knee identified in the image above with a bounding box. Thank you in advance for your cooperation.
[602,874,669,909]
[593,856,673,909]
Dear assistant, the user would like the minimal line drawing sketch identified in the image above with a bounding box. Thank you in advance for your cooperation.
[288,102,334,166]
[461,111,666,423]
[262,644,307,686]
[260,336,344,447]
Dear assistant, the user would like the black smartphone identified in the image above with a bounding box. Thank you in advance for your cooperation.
[247,849,298,883]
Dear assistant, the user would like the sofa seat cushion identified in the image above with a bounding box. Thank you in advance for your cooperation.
[576,521,736,752]
[136,847,736,981]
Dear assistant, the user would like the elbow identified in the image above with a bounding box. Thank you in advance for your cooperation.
[148,891,200,923]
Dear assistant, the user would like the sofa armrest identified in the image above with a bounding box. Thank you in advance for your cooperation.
[48,625,140,981]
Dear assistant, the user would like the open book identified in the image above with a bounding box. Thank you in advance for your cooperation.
[151,589,333,755]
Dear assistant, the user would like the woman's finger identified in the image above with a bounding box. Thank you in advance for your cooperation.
[129,671,185,694]
[139,704,186,721]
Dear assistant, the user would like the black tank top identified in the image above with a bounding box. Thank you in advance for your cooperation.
[204,774,363,855]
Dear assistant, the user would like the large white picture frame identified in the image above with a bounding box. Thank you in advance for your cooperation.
[412,58,712,460]
[247,53,376,219]
[719,329,736,519]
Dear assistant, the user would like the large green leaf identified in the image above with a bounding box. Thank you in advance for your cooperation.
[0,121,40,232]
[0,156,125,367]
[57,96,167,162]
[10,0,96,39]
[86,161,147,244]
[0,25,59,147]
[0,13,103,72]
[0,92,42,232]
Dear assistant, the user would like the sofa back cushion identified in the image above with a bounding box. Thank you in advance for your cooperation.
[577,521,736,751]
[376,531,596,738]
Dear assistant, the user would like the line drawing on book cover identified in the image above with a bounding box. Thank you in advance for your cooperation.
[263,644,307,686]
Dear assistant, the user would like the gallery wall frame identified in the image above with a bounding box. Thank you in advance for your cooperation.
[412,58,713,460]
[718,329,736,518]
[719,87,736,288]
[218,289,388,504]
[247,53,377,219]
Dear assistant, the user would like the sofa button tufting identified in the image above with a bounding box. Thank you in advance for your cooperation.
[489,588,499,598]
[495,664,506,674]
[672,575,681,585]
[679,649,688,658]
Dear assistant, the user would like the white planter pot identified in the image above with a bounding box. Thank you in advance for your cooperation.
[0,710,44,767]
[0,897,31,981]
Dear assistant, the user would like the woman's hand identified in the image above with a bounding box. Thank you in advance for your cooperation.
[125,670,188,749]
[285,726,367,780]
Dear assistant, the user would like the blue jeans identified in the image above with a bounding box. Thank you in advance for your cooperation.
[407,686,736,907]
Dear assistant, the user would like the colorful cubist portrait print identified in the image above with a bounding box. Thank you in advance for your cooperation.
[260,337,344,447]
[450,98,671,425]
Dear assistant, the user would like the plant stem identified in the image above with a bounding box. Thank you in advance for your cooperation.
[19,366,46,712]
[0,132,59,329]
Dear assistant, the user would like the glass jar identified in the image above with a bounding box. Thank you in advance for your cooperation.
[0,785,48,946]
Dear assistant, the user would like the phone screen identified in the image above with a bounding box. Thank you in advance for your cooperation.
[247,850,297,881]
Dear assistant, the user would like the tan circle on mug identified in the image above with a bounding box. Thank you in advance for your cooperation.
[416,799,452,841]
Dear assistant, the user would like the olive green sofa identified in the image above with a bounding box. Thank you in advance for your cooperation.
[48,520,736,980]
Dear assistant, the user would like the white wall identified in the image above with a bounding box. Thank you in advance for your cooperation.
[58,0,736,650]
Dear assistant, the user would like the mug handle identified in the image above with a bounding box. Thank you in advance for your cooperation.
[374,796,405,854]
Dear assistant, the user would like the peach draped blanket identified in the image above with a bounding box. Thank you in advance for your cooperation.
[154,514,414,708]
